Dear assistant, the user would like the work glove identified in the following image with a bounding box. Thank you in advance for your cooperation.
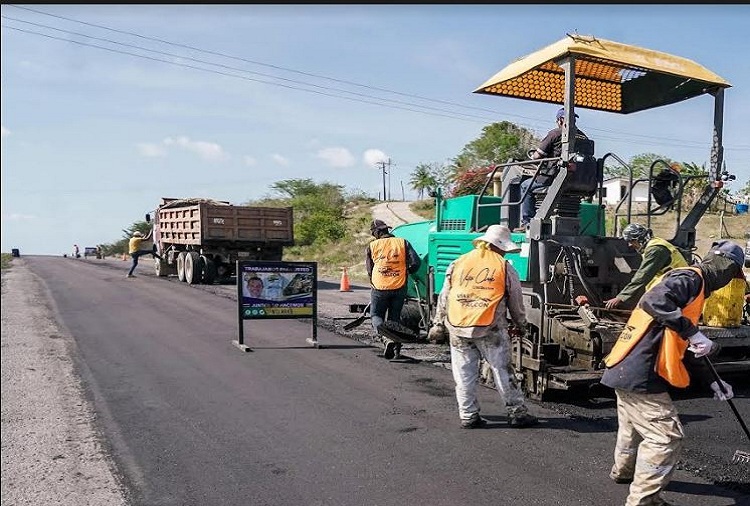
[687,331,713,358]
[604,297,622,310]
[710,380,734,401]
[428,323,448,344]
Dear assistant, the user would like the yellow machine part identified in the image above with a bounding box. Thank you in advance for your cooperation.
[702,278,746,327]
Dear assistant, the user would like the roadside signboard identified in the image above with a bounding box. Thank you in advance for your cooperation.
[234,260,318,351]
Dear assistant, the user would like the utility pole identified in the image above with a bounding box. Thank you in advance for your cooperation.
[376,158,392,201]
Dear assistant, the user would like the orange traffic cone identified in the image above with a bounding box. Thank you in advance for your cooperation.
[339,267,353,292]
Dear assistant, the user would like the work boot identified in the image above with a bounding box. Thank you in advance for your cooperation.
[609,471,633,484]
[393,343,403,359]
[460,414,487,429]
[508,412,539,428]
[383,340,396,360]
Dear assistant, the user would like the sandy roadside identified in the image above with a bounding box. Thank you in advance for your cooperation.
[1,259,128,506]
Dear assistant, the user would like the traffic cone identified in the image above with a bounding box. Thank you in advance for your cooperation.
[339,267,353,292]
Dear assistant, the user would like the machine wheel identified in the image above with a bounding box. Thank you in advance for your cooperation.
[176,252,187,282]
[185,251,202,285]
[399,300,425,336]
[201,255,217,284]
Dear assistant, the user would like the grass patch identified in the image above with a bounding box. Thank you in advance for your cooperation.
[1,253,12,270]
[409,199,435,220]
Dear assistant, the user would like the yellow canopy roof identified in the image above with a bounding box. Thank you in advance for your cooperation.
[473,34,730,114]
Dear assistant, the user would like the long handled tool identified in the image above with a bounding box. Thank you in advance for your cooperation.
[703,356,750,464]
[343,303,370,331]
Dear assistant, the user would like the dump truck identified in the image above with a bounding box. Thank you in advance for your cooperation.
[390,34,750,399]
[146,197,294,284]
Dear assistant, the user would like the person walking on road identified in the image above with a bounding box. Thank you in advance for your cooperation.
[366,219,421,359]
[601,239,744,506]
[127,229,161,278]
[604,223,689,310]
[432,224,538,429]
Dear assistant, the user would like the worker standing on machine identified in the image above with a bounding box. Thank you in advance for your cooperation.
[604,223,688,310]
[601,240,744,506]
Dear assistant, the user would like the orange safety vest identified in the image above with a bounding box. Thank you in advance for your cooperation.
[603,267,705,388]
[369,237,407,290]
[447,248,507,329]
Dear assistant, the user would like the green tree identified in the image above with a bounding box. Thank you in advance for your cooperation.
[409,163,437,200]
[268,179,347,246]
[409,162,452,199]
[447,121,538,196]
[604,152,676,180]
[452,121,538,174]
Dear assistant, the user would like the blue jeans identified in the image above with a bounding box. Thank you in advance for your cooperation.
[370,286,407,332]
[128,249,161,276]
[519,178,547,225]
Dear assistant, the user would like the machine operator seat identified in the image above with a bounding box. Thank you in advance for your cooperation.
[531,138,601,218]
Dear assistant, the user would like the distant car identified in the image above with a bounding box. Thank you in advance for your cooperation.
[84,247,99,259]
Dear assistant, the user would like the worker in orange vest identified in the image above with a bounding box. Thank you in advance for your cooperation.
[365,220,421,359]
[601,240,744,506]
[432,224,538,429]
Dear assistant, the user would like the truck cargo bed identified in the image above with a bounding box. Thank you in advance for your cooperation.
[156,199,293,246]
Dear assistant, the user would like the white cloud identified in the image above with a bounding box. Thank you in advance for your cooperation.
[1,125,10,137]
[316,147,355,168]
[137,142,167,157]
[163,136,228,162]
[2,213,36,222]
[363,149,389,168]
[244,156,257,166]
[271,154,290,166]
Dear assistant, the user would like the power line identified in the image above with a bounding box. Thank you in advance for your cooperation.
[3,7,749,154]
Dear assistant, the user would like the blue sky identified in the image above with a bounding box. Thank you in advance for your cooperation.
[2,4,749,255]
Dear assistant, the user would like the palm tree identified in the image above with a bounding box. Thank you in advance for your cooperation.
[410,163,437,200]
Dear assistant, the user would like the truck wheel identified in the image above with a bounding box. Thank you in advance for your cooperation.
[185,251,202,285]
[177,252,187,282]
[201,256,217,284]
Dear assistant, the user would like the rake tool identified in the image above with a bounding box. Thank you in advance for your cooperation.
[703,356,750,464]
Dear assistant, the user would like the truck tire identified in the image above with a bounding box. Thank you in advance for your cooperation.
[201,255,217,284]
[185,251,202,285]
[177,252,187,282]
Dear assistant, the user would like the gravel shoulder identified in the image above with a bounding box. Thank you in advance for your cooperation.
[1,259,128,506]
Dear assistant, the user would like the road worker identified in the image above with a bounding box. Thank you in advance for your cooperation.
[601,239,744,506]
[604,223,689,310]
[433,224,538,429]
[365,219,421,359]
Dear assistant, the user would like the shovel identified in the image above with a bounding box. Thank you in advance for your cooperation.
[343,303,370,330]
[703,356,750,464]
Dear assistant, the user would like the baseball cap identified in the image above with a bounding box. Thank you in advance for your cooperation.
[370,219,391,232]
[556,107,579,120]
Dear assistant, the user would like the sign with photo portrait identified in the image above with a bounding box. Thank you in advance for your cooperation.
[237,261,317,319]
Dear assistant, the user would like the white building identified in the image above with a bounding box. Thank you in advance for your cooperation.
[599,177,651,206]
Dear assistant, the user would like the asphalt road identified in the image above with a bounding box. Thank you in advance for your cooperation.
[15,255,750,505]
